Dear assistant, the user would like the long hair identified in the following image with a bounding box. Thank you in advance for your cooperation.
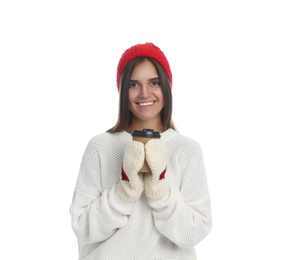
[107,57,176,133]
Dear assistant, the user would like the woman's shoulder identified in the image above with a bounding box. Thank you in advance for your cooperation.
[163,128,201,148]
[88,132,113,142]
[87,131,131,146]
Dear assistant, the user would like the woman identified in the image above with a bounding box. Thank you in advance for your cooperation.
[71,42,212,260]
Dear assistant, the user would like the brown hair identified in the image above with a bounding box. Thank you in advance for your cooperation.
[107,57,176,133]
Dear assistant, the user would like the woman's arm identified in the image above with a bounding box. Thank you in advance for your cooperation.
[148,140,212,248]
[70,138,134,244]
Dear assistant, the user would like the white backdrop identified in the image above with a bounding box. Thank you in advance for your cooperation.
[1,1,284,259]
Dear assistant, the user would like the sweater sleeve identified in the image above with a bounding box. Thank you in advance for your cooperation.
[70,138,134,244]
[148,139,212,249]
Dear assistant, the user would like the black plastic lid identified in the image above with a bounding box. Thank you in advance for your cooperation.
[131,129,161,138]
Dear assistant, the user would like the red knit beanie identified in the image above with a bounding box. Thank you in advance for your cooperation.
[116,42,172,89]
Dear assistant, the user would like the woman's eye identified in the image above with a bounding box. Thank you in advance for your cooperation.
[151,81,160,86]
[129,82,138,88]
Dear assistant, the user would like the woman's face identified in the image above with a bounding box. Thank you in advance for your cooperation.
[128,60,164,129]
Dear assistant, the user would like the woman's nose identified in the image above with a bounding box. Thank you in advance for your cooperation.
[139,85,150,98]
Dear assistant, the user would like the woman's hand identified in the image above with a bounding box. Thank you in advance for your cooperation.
[117,141,145,202]
[144,139,169,200]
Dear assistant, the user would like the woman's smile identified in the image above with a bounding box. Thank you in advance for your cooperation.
[137,101,155,107]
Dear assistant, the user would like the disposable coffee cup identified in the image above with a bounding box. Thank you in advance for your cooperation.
[132,129,161,173]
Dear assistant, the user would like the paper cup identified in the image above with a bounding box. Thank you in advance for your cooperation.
[132,129,161,173]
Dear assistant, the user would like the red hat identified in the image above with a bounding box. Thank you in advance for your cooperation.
[116,42,172,89]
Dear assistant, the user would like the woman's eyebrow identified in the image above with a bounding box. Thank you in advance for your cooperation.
[149,77,160,81]
[129,77,160,82]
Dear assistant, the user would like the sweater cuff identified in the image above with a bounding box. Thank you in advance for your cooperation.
[116,181,142,202]
[144,177,170,200]
[109,185,134,215]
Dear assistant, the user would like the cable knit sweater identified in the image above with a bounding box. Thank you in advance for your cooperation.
[71,128,212,260]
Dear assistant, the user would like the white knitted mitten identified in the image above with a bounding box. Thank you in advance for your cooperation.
[144,139,169,200]
[117,141,145,202]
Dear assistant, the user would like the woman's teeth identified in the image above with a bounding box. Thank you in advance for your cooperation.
[139,102,154,106]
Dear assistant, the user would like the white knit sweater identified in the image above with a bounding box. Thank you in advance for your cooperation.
[71,128,212,260]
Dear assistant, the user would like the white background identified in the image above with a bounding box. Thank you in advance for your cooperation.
[1,1,284,259]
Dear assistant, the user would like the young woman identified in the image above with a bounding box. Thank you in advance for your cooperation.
[70,42,212,260]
